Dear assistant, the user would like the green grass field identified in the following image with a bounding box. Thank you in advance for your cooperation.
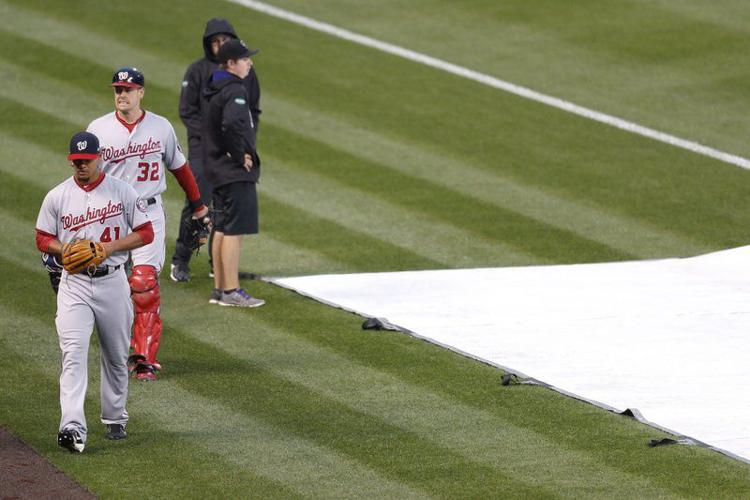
[2,0,750,497]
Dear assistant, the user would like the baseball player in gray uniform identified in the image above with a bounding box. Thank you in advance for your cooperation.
[35,131,154,453]
[87,67,208,381]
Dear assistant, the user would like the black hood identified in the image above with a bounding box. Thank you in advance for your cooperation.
[202,18,238,62]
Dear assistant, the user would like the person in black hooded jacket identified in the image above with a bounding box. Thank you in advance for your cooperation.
[202,39,265,308]
[170,17,261,283]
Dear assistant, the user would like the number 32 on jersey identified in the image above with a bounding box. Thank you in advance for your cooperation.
[137,161,160,182]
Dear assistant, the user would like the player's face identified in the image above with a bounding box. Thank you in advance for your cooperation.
[113,86,144,114]
[210,34,231,56]
[70,158,100,184]
[229,57,253,79]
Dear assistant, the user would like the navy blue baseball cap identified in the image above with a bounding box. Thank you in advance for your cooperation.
[217,39,258,63]
[68,131,100,160]
[111,67,145,88]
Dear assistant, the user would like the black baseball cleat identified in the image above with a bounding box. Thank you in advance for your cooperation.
[58,428,85,453]
[105,423,127,440]
[170,263,190,282]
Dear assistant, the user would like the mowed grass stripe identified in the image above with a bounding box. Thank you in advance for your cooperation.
[263,95,715,258]
[0,331,428,500]
[1,58,110,124]
[163,328,546,498]
[131,381,432,499]
[0,6,708,263]
[260,195,441,272]
[263,158,532,268]
[0,311,304,499]
[265,124,629,264]
[162,283,677,498]
[0,1,186,89]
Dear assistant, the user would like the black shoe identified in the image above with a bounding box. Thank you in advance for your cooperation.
[58,428,85,453]
[238,271,258,280]
[105,423,127,440]
[170,263,190,282]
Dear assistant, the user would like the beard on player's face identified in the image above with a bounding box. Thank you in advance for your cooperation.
[71,158,99,183]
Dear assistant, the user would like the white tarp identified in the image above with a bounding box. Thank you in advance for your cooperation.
[275,246,750,462]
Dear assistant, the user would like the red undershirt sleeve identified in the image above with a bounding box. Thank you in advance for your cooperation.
[133,221,154,245]
[170,163,206,213]
[35,229,56,253]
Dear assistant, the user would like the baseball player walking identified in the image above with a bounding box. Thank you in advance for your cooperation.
[35,131,154,453]
[87,67,209,381]
[170,18,262,283]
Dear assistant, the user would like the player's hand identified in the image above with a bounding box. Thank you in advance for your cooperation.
[193,205,209,218]
[243,153,253,171]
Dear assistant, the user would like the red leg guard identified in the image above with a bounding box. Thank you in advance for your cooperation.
[129,265,162,371]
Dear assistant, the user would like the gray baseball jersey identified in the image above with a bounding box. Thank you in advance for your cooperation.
[88,110,185,271]
[36,173,149,440]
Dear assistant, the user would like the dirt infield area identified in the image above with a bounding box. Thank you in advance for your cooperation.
[0,426,94,499]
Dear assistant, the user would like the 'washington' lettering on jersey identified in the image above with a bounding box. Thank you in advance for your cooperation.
[87,111,186,200]
[36,174,150,267]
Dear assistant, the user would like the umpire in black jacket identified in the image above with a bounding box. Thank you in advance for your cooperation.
[170,18,261,282]
[202,39,265,308]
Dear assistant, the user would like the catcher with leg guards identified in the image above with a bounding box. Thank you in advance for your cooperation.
[87,67,209,380]
[35,131,154,452]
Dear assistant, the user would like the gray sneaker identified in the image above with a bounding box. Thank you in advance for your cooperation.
[209,288,222,304]
[218,288,265,308]
[170,263,190,282]
[105,423,127,440]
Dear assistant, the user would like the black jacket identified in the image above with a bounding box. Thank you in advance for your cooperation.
[203,71,261,187]
[179,18,261,162]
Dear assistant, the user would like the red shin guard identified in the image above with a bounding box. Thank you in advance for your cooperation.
[129,265,162,369]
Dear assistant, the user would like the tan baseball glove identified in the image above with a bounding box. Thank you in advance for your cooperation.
[61,239,107,274]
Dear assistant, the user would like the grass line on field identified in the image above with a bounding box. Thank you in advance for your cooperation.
[0,347,303,499]
[0,1,187,87]
[225,0,750,172]
[263,157,539,267]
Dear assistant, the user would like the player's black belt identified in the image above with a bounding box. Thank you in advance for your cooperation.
[87,264,122,278]
[146,197,157,205]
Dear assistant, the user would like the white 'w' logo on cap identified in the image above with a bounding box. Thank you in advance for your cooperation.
[77,141,87,151]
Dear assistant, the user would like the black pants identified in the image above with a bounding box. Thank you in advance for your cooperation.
[172,158,214,267]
